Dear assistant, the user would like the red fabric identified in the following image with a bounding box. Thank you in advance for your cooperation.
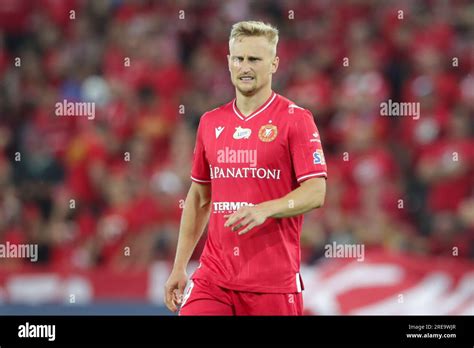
[417,138,474,212]
[190,92,327,293]
[2,227,27,244]
[179,278,303,316]
[31,107,77,159]
[96,206,131,263]
[0,0,32,33]
[286,72,332,111]
[409,21,454,54]
[38,0,77,27]
[127,194,163,233]
[65,131,107,203]
[103,52,150,90]
[0,51,8,76]
[404,73,459,109]
[340,147,398,186]
[398,107,450,162]
[147,64,187,99]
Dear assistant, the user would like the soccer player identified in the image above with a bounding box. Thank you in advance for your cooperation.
[164,21,327,315]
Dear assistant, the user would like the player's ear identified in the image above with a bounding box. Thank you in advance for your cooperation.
[227,54,231,71]
[271,56,279,74]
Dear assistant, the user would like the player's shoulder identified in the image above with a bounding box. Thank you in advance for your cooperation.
[275,93,314,120]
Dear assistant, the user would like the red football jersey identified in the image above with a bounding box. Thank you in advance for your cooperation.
[190,91,328,293]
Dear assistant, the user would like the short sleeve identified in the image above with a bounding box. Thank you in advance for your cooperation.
[190,116,211,184]
[288,110,328,183]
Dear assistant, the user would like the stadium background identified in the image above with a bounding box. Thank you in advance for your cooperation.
[0,0,473,315]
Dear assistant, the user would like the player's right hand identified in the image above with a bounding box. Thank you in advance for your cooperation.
[164,269,188,313]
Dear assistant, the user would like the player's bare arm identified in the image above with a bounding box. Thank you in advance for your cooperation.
[164,182,211,312]
[224,177,326,235]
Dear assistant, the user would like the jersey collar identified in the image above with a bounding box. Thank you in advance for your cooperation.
[232,91,277,122]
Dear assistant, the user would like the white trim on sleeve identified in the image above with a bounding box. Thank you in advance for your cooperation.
[190,176,211,183]
[296,172,327,182]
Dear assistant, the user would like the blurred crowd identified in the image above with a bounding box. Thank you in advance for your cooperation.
[0,0,473,271]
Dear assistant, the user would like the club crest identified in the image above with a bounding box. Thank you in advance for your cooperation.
[258,124,278,142]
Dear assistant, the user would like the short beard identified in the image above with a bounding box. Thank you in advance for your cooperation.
[235,82,259,96]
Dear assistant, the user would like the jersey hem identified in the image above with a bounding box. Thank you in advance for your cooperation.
[191,272,301,294]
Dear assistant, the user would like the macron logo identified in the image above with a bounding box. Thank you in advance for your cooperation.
[18,322,56,341]
[215,126,225,139]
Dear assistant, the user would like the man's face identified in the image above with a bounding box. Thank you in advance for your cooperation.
[228,36,279,96]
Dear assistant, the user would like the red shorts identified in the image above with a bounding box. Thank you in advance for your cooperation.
[179,278,303,316]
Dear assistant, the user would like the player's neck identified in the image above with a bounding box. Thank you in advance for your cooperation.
[235,88,273,117]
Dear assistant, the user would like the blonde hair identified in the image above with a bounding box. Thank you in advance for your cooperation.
[229,21,279,56]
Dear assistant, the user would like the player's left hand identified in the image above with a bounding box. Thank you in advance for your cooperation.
[224,205,269,235]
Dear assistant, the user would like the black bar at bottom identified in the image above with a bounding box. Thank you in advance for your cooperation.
[0,315,473,346]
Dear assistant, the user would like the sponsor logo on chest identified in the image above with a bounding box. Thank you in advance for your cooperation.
[213,201,255,213]
[233,126,251,139]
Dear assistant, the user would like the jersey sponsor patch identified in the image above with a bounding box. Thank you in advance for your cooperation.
[313,149,326,165]
[233,126,251,139]
[258,124,278,142]
[212,201,255,213]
